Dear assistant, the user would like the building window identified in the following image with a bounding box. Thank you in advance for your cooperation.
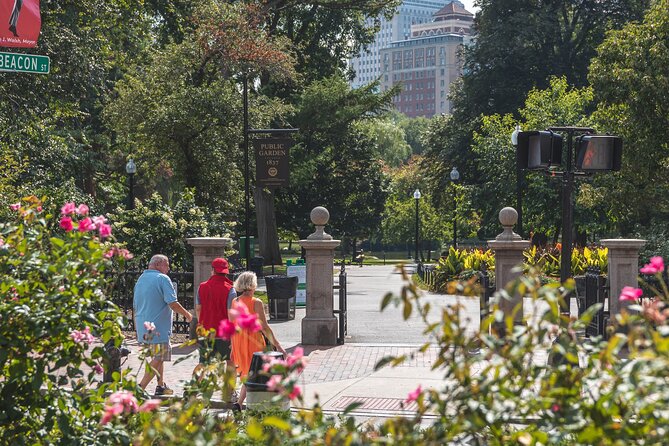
[415,48,424,68]
[403,50,413,69]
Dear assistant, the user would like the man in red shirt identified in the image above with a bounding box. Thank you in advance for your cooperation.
[192,258,236,378]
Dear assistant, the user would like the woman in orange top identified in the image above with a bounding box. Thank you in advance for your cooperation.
[230,271,285,408]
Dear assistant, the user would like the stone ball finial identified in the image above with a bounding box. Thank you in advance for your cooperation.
[499,207,518,227]
[495,206,522,241]
[310,206,330,226]
[307,206,332,240]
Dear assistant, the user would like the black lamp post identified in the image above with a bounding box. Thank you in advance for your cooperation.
[125,158,136,210]
[511,124,523,237]
[413,189,421,262]
[450,167,460,248]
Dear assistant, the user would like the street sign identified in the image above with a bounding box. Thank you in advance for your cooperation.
[0,51,49,74]
[254,137,292,188]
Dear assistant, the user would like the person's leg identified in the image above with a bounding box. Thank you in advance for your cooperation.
[238,384,247,405]
[139,357,162,389]
[155,360,165,387]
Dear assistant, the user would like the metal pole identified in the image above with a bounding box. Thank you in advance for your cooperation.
[414,197,419,262]
[128,173,135,210]
[560,130,574,285]
[453,194,457,249]
[243,75,251,269]
[516,161,523,238]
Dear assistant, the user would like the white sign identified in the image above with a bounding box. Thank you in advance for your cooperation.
[286,264,306,306]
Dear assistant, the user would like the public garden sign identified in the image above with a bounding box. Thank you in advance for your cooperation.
[254,137,292,188]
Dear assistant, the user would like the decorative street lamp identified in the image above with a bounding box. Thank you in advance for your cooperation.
[125,158,137,210]
[413,189,421,262]
[450,167,460,248]
[511,124,523,237]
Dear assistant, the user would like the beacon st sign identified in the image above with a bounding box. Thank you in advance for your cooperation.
[0,51,49,74]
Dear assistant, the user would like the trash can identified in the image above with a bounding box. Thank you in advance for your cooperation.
[249,256,264,278]
[246,351,289,410]
[265,275,298,320]
[239,236,256,258]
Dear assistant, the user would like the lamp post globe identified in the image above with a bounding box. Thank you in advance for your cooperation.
[413,189,421,263]
[125,158,137,210]
[450,167,459,248]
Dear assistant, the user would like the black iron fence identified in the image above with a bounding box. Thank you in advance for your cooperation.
[111,270,195,335]
[333,263,348,344]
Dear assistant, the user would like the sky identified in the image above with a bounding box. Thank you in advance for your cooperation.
[460,1,479,13]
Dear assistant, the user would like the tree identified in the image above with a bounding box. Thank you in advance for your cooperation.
[354,118,411,167]
[589,0,669,234]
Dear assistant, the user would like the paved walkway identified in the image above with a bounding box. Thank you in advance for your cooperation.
[114,265,556,421]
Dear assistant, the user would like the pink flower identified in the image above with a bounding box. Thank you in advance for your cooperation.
[98,224,112,239]
[70,326,95,345]
[100,391,139,424]
[60,202,76,215]
[76,204,89,216]
[93,364,104,375]
[231,303,262,332]
[78,217,95,232]
[0,238,4,247]
[641,256,665,275]
[620,286,643,302]
[104,249,115,259]
[36,206,42,212]
[288,385,302,400]
[139,399,162,412]
[551,403,560,412]
[119,248,133,259]
[217,319,237,340]
[406,385,422,403]
[59,216,74,232]
[10,203,20,211]
[92,215,107,227]
[286,347,304,367]
[143,321,156,332]
[266,374,283,391]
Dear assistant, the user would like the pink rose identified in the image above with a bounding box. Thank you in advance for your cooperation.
[108,390,139,413]
[286,347,305,368]
[640,256,665,275]
[237,313,262,332]
[92,215,107,227]
[60,202,76,215]
[620,286,643,302]
[406,385,422,403]
[119,248,133,259]
[143,321,156,332]
[266,374,283,392]
[9,203,20,211]
[70,326,95,345]
[288,385,302,400]
[217,319,237,340]
[104,249,115,258]
[59,216,74,232]
[76,204,89,216]
[78,217,95,232]
[93,364,104,375]
[99,224,112,239]
[139,399,162,412]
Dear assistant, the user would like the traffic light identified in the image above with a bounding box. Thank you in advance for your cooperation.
[517,131,563,170]
[575,135,623,172]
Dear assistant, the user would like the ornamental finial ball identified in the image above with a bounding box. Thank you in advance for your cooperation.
[310,206,330,226]
[499,207,518,227]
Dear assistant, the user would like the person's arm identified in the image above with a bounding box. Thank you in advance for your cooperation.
[254,299,285,354]
[169,301,193,323]
[194,285,201,320]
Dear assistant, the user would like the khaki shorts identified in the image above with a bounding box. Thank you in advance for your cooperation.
[143,342,172,362]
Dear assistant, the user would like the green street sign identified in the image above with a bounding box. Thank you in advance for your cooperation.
[0,51,50,74]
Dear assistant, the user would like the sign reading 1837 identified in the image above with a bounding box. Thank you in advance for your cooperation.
[0,51,49,74]
[254,137,292,188]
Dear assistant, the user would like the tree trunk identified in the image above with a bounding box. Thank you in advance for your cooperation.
[254,186,282,266]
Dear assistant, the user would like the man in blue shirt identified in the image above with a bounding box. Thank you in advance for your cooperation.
[134,254,192,395]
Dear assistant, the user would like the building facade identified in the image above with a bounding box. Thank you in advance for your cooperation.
[348,0,451,89]
[379,2,474,117]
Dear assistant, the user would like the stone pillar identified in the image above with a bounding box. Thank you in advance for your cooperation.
[600,239,645,317]
[186,237,233,296]
[299,207,341,345]
[487,207,530,322]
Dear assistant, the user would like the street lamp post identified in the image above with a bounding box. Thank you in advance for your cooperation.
[125,158,136,210]
[511,124,523,237]
[413,189,421,262]
[450,167,460,248]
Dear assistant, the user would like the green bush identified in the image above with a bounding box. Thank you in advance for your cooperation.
[109,189,232,270]
[431,247,495,292]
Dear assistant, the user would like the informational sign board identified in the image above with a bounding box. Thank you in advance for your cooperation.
[286,264,306,306]
[0,50,48,73]
[0,0,42,48]
[254,137,292,188]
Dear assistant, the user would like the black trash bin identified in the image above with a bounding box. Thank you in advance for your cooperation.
[249,256,264,278]
[246,351,288,410]
[264,275,298,320]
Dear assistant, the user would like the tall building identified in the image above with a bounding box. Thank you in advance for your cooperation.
[379,2,474,117]
[349,0,452,89]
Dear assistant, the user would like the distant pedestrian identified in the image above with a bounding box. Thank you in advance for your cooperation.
[230,271,285,409]
[192,258,236,379]
[134,254,192,396]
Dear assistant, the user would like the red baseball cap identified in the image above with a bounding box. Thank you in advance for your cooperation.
[211,258,229,274]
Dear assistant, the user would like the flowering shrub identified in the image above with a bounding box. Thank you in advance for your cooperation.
[0,196,138,443]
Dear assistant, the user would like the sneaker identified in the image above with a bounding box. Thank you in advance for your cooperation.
[229,390,239,403]
[231,402,242,412]
[155,384,174,396]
